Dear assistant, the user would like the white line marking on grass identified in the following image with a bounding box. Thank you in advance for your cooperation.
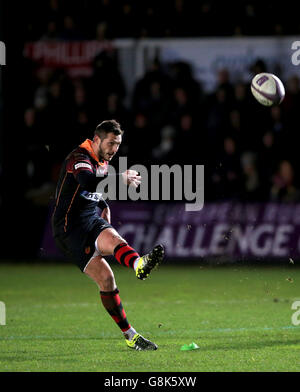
[0,325,299,341]
[30,303,96,309]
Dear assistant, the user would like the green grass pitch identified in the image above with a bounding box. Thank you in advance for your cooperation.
[0,261,300,372]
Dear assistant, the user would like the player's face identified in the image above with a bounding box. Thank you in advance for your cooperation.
[98,133,122,161]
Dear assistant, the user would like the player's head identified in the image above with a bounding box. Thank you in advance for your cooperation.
[93,120,123,161]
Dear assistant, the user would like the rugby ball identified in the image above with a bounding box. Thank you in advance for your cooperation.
[251,73,285,106]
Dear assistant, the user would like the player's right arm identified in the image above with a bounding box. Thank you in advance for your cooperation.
[121,170,141,188]
[67,153,141,192]
[67,153,103,192]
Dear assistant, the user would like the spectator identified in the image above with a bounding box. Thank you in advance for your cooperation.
[216,69,234,99]
[95,22,109,41]
[211,137,242,200]
[282,75,300,159]
[164,0,191,37]
[173,113,200,164]
[101,93,130,130]
[127,113,153,165]
[40,21,59,41]
[59,15,84,41]
[132,58,172,114]
[152,125,177,164]
[270,160,300,203]
[240,151,261,201]
[257,131,280,198]
[206,86,231,153]
[89,51,126,117]
[169,61,202,107]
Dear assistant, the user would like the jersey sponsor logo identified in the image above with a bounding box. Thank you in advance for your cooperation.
[74,162,92,171]
[80,190,103,202]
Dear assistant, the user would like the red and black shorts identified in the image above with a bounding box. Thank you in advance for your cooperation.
[52,216,113,272]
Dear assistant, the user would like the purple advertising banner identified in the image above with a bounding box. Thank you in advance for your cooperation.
[41,201,300,260]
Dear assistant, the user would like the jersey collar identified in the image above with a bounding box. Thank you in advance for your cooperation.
[79,139,106,166]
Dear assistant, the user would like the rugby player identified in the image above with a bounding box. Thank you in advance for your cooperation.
[52,120,164,351]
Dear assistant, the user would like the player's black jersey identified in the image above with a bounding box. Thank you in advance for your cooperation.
[52,139,109,233]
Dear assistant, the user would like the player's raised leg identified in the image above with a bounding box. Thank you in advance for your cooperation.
[95,227,164,280]
[84,255,158,350]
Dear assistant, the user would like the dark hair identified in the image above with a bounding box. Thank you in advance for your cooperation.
[94,119,124,139]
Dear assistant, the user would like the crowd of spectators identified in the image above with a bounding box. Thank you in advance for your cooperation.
[5,0,300,258]
[22,52,300,208]
[23,0,300,41]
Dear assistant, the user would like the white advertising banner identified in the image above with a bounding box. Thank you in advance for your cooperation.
[24,37,300,93]
[135,37,300,92]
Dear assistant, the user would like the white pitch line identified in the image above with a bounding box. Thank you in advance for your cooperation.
[0,325,299,341]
